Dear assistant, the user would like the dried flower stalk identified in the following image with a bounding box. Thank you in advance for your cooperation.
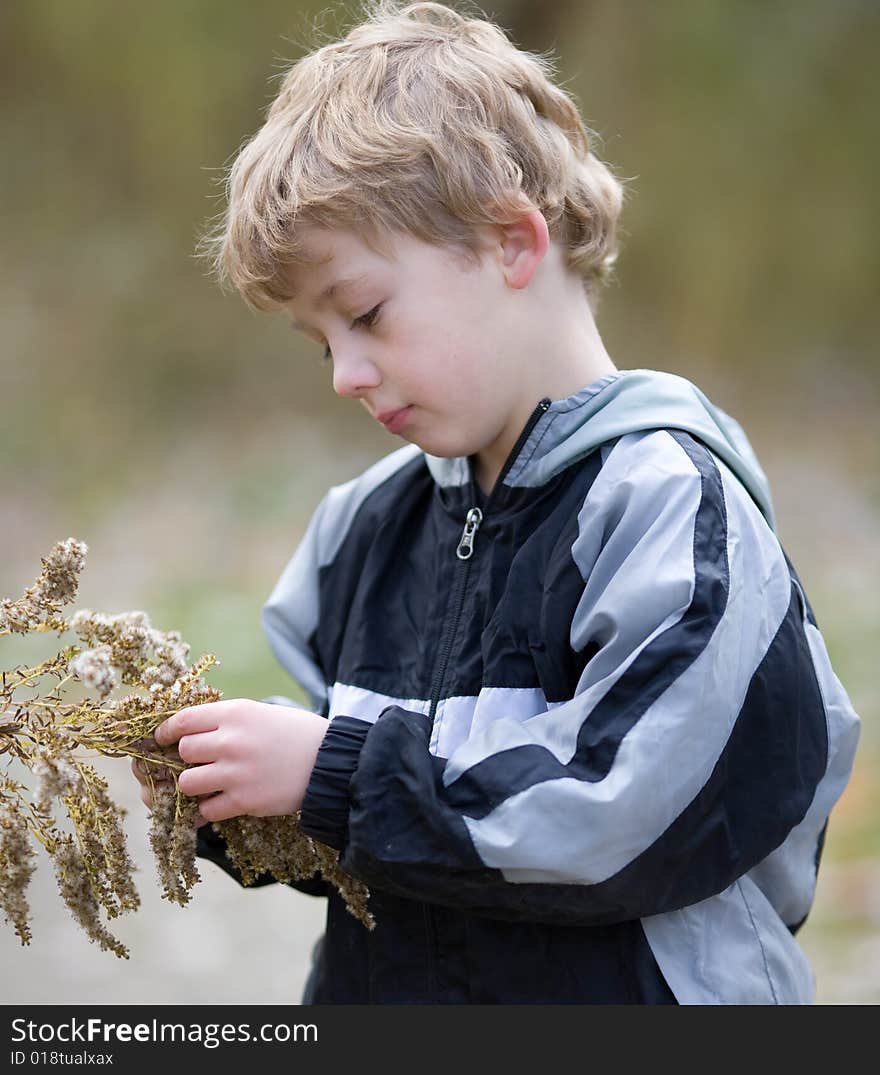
[1,539,373,958]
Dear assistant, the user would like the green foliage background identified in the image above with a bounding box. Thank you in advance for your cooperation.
[1,0,877,1003]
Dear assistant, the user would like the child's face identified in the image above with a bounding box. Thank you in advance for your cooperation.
[284,224,539,470]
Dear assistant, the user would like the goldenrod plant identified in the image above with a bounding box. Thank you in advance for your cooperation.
[0,540,372,959]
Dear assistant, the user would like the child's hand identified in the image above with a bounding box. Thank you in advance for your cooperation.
[151,699,328,824]
[130,736,176,813]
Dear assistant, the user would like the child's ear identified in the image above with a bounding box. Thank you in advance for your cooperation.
[498,208,550,290]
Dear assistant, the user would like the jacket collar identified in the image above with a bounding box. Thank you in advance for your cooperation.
[424,369,776,529]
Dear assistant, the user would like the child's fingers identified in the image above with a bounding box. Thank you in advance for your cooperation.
[195,792,236,824]
[131,757,174,784]
[155,704,222,747]
[177,762,225,799]
[131,757,151,785]
[176,729,221,765]
[129,734,158,754]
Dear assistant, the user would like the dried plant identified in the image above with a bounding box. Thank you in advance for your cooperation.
[0,539,373,959]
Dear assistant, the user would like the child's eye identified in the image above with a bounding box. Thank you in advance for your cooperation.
[352,303,382,331]
[320,304,383,365]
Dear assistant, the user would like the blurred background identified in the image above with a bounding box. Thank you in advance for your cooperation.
[1,0,877,1004]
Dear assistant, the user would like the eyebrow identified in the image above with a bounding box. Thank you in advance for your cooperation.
[289,273,371,331]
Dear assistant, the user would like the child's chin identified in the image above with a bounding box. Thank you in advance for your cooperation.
[405,426,469,458]
[414,435,469,459]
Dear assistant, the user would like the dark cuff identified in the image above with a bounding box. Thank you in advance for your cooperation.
[299,715,372,851]
[196,821,329,896]
[196,823,276,888]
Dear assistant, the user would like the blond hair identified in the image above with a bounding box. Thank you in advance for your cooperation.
[200,0,627,314]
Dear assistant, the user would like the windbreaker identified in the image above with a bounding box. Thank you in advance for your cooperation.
[197,368,860,1004]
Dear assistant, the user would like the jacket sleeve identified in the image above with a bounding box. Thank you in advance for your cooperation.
[298,430,850,926]
[260,500,335,720]
[194,820,329,896]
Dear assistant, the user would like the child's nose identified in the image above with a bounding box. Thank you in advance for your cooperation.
[331,347,381,398]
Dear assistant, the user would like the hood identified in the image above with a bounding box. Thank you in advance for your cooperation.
[424,369,777,530]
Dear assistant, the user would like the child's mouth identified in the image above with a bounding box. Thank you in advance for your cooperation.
[379,406,413,434]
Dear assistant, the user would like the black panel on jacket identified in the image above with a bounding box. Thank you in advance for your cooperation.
[314,450,605,705]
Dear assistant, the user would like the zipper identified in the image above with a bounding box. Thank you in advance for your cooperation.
[428,398,551,724]
[455,507,483,560]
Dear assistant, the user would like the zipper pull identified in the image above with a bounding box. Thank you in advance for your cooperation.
[456,507,483,560]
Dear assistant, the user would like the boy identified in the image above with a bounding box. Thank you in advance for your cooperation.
[133,0,860,1003]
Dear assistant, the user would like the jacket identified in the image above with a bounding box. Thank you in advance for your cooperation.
[197,368,860,1004]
